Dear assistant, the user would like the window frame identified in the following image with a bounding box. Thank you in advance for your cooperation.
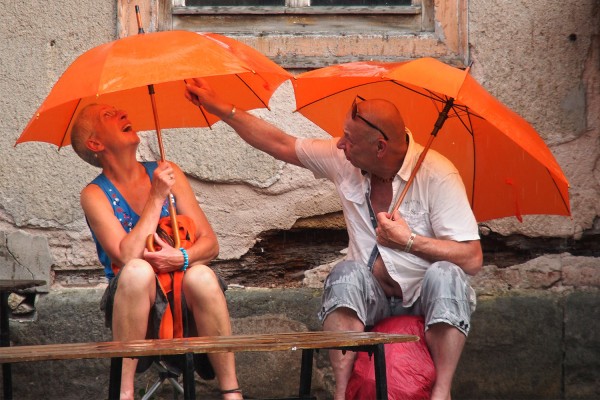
[117,0,468,69]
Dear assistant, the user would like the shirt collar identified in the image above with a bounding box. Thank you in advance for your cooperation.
[398,128,420,182]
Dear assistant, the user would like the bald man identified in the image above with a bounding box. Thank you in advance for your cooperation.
[185,78,482,400]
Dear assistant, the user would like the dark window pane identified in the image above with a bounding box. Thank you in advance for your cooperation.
[186,0,285,6]
[312,0,410,5]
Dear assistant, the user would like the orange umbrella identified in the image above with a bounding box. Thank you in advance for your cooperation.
[16,21,291,246]
[292,58,570,222]
[16,30,292,148]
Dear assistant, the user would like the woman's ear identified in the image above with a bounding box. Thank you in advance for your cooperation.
[86,137,103,152]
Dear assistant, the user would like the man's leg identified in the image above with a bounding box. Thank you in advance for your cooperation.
[319,261,390,400]
[111,260,157,400]
[323,307,365,400]
[183,265,242,400]
[420,261,475,400]
[425,323,466,400]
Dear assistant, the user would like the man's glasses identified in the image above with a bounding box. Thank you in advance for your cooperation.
[351,97,389,141]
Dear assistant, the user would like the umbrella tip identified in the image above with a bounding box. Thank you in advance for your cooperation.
[135,5,145,34]
[466,60,474,73]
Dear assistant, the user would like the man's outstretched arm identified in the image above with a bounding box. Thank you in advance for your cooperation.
[185,78,302,167]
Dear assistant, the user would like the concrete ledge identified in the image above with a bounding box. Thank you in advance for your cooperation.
[3,287,599,399]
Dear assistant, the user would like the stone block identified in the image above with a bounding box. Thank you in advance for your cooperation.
[0,230,52,292]
[454,292,563,400]
[564,291,600,399]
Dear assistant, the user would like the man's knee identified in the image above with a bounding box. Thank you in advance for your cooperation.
[422,261,468,296]
[326,260,365,285]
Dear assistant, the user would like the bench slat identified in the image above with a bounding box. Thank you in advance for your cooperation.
[0,331,418,363]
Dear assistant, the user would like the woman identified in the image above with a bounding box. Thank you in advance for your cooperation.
[71,103,243,400]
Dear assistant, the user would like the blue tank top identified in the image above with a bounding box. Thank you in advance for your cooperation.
[88,161,171,279]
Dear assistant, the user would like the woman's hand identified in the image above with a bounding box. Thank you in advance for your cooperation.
[150,162,176,201]
[143,233,185,273]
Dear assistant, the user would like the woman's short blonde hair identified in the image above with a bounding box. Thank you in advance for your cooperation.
[71,104,102,168]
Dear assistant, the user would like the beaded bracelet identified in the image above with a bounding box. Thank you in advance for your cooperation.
[179,248,189,271]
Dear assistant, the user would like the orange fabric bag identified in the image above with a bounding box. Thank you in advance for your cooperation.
[151,215,196,339]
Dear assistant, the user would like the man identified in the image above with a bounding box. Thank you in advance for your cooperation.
[71,104,243,400]
[185,78,482,400]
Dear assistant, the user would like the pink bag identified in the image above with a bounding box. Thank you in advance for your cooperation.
[345,315,435,400]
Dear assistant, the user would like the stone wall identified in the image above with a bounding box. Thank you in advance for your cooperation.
[1,1,598,284]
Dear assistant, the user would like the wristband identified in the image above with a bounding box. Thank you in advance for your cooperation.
[404,232,417,253]
[179,248,189,271]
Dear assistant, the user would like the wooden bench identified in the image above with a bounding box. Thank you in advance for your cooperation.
[0,331,418,399]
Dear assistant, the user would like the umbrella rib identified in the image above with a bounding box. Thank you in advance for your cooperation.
[453,106,476,137]
[387,81,450,105]
[234,74,270,110]
[548,168,571,216]
[295,81,399,112]
[468,109,477,210]
[58,98,83,150]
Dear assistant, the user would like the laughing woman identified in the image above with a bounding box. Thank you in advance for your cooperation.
[70,103,243,400]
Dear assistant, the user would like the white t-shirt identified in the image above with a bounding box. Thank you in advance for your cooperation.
[295,132,479,306]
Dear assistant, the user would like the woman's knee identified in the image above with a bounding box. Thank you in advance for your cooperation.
[183,265,221,293]
[119,259,155,285]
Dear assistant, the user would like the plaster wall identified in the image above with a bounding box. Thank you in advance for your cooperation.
[0,1,598,284]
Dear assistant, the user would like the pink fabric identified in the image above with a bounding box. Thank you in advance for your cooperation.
[346,315,435,400]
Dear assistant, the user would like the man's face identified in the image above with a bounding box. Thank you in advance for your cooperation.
[337,113,378,170]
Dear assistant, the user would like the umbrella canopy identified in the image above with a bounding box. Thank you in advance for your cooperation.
[16,26,292,249]
[292,58,571,222]
[16,29,292,148]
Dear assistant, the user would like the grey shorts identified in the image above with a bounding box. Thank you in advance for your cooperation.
[317,260,476,336]
[100,271,169,336]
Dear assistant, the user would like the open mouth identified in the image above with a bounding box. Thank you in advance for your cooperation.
[122,123,133,133]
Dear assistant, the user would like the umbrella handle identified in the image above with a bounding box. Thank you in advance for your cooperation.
[145,195,182,252]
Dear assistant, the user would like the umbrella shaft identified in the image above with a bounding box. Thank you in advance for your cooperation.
[391,99,454,215]
[147,85,167,162]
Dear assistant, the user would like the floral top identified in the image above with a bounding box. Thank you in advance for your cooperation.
[88,162,171,279]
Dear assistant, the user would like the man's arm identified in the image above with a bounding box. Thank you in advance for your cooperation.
[376,210,483,275]
[185,78,302,167]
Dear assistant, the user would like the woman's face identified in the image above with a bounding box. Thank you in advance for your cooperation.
[92,105,140,149]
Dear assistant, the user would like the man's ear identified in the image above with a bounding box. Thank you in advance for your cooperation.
[377,140,386,157]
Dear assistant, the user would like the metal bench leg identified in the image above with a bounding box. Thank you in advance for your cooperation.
[183,352,195,400]
[373,343,388,400]
[108,357,122,400]
[299,349,313,399]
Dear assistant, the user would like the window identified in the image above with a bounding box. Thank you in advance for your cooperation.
[120,0,467,69]
[185,0,410,5]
